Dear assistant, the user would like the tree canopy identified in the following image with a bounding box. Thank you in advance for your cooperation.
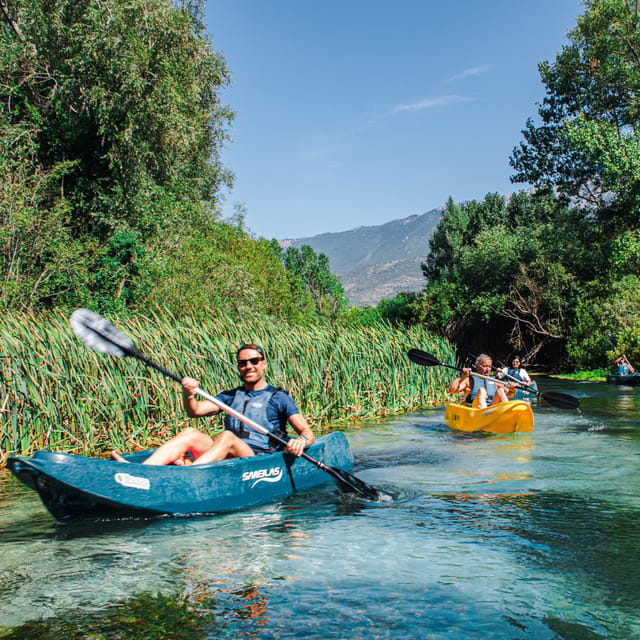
[510,0,640,231]
[0,0,321,320]
[270,242,348,322]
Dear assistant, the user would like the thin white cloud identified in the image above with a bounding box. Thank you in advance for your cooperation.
[301,93,475,158]
[392,94,474,113]
[446,64,493,84]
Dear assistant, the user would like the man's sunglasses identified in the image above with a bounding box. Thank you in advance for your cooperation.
[237,357,264,367]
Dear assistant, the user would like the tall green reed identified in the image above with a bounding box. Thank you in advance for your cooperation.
[0,310,455,461]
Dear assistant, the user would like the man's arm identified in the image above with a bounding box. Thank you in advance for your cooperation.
[181,376,223,418]
[284,412,315,457]
[447,370,471,394]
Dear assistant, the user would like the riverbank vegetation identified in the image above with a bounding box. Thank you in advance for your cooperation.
[0,0,453,463]
[0,312,454,462]
[552,370,610,382]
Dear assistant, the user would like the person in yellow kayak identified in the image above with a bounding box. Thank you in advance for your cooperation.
[447,353,510,408]
[497,355,531,385]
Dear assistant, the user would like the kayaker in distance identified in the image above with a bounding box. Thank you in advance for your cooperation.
[111,343,314,465]
[615,355,635,376]
[447,353,510,408]
[496,355,531,384]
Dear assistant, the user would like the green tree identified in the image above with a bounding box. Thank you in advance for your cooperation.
[421,196,469,284]
[148,225,303,320]
[567,275,640,368]
[341,305,381,327]
[376,292,418,326]
[415,191,589,364]
[273,244,348,322]
[1,0,234,311]
[510,0,640,230]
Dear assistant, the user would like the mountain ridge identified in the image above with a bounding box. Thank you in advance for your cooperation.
[280,206,446,307]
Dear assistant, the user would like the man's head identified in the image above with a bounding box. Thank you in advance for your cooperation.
[474,354,492,375]
[236,344,267,385]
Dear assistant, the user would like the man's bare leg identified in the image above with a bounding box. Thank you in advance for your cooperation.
[193,430,255,465]
[111,427,215,465]
[492,386,509,405]
[474,388,488,409]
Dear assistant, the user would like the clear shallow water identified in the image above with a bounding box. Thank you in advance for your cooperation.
[1,377,640,639]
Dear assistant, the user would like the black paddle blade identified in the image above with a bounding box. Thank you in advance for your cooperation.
[607,332,619,349]
[329,467,391,501]
[540,391,580,411]
[408,349,442,367]
[69,309,134,357]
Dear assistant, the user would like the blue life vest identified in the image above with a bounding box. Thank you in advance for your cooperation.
[223,387,288,453]
[618,363,630,376]
[465,377,496,406]
[508,367,525,382]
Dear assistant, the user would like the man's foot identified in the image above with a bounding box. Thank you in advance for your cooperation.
[110,451,129,463]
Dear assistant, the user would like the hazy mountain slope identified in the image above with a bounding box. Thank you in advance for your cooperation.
[280,207,445,307]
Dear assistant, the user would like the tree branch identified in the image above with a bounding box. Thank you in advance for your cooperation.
[0,0,25,42]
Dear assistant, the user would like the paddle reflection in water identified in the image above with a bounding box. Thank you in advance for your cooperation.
[1,376,640,639]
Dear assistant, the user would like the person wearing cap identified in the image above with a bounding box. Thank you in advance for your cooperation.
[111,343,314,465]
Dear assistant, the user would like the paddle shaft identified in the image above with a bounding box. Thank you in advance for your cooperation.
[608,333,633,368]
[468,353,536,394]
[118,344,356,485]
[437,360,510,387]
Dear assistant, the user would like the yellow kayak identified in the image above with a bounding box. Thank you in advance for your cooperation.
[444,401,534,434]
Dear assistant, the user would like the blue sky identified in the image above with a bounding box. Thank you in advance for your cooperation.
[205,0,584,240]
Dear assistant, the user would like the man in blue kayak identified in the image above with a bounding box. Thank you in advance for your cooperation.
[447,353,510,408]
[112,343,314,465]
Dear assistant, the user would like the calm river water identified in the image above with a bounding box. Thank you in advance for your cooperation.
[1,377,639,639]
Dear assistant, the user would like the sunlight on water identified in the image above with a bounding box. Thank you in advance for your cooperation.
[1,377,640,638]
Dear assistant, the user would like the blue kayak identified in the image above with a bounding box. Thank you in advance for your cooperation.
[6,432,354,522]
[606,373,640,386]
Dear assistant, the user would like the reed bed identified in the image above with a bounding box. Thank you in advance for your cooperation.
[0,310,455,463]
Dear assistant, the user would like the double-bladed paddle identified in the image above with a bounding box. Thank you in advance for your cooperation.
[69,308,388,501]
[607,333,635,371]
[408,348,580,411]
